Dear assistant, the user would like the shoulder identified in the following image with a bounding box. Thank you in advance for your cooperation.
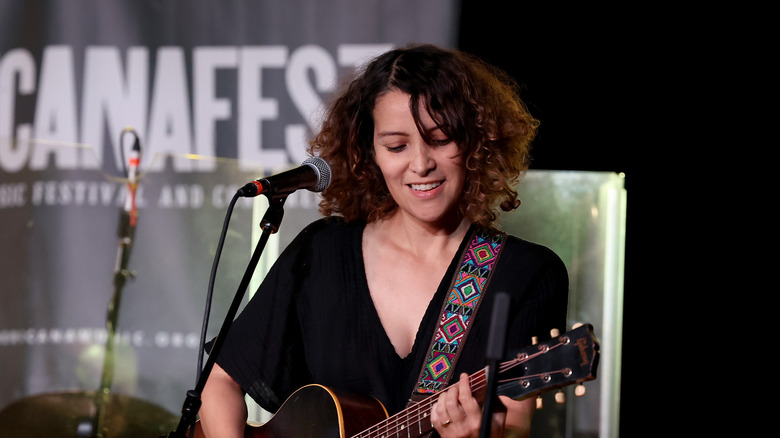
[298,216,362,238]
[475,227,562,266]
[501,233,562,265]
[488,232,569,322]
[489,230,568,281]
[288,216,364,251]
[270,217,364,280]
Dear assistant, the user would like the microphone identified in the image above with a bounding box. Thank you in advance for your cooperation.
[121,128,141,227]
[238,156,331,198]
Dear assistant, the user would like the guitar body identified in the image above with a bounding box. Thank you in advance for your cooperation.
[194,384,389,438]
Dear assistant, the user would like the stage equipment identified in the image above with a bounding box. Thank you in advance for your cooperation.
[0,128,178,438]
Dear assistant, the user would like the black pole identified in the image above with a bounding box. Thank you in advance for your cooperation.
[92,207,137,438]
[479,292,510,438]
[166,196,287,437]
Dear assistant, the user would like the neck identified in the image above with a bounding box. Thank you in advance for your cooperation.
[376,213,471,253]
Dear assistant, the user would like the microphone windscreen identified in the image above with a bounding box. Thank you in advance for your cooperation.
[303,156,332,192]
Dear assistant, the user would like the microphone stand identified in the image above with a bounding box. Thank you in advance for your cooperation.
[94,128,140,438]
[92,207,137,438]
[167,195,288,438]
[479,292,510,438]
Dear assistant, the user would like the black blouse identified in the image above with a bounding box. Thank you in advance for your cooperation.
[215,217,568,416]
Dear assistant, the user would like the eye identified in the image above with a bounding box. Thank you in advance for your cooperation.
[426,128,452,147]
[386,144,407,153]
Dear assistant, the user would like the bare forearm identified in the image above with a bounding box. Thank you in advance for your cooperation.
[199,363,249,438]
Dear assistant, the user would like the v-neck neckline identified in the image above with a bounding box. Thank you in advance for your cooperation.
[354,223,475,361]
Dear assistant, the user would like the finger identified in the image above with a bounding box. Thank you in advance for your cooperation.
[452,373,484,433]
[443,379,462,415]
[431,399,452,430]
[456,373,480,416]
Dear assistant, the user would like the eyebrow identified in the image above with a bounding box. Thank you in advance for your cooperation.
[375,130,409,138]
[376,124,443,138]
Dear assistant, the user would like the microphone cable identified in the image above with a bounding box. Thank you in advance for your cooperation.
[195,190,241,383]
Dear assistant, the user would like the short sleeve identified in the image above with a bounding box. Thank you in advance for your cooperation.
[213,220,323,412]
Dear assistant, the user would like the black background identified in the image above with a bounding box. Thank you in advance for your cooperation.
[458,4,663,435]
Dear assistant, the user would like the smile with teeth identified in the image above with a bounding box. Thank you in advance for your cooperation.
[409,182,442,191]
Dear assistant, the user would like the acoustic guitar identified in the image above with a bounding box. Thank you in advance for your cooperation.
[193,323,599,437]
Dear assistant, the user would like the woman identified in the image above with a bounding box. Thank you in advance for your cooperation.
[200,43,568,438]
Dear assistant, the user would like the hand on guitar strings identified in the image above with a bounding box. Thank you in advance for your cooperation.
[430,373,507,438]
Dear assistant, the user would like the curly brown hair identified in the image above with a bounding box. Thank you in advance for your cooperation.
[308,43,539,228]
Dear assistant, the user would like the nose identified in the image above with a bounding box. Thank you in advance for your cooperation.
[409,143,435,175]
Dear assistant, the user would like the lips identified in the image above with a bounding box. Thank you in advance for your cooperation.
[409,182,442,191]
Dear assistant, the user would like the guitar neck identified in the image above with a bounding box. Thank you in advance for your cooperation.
[352,323,598,438]
[353,358,521,437]
[353,371,487,438]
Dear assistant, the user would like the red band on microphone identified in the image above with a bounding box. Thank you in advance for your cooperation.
[249,180,264,194]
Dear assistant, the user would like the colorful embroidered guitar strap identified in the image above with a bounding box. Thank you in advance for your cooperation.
[410,226,506,400]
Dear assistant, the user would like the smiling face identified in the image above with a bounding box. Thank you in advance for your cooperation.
[372,89,467,229]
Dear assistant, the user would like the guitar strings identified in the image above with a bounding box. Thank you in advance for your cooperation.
[351,337,569,437]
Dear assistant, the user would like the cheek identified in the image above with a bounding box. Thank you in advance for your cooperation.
[446,156,467,182]
[370,147,387,176]
[452,166,468,194]
[374,152,402,178]
[372,158,395,189]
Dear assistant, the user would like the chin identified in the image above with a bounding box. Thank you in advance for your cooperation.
[416,211,463,228]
